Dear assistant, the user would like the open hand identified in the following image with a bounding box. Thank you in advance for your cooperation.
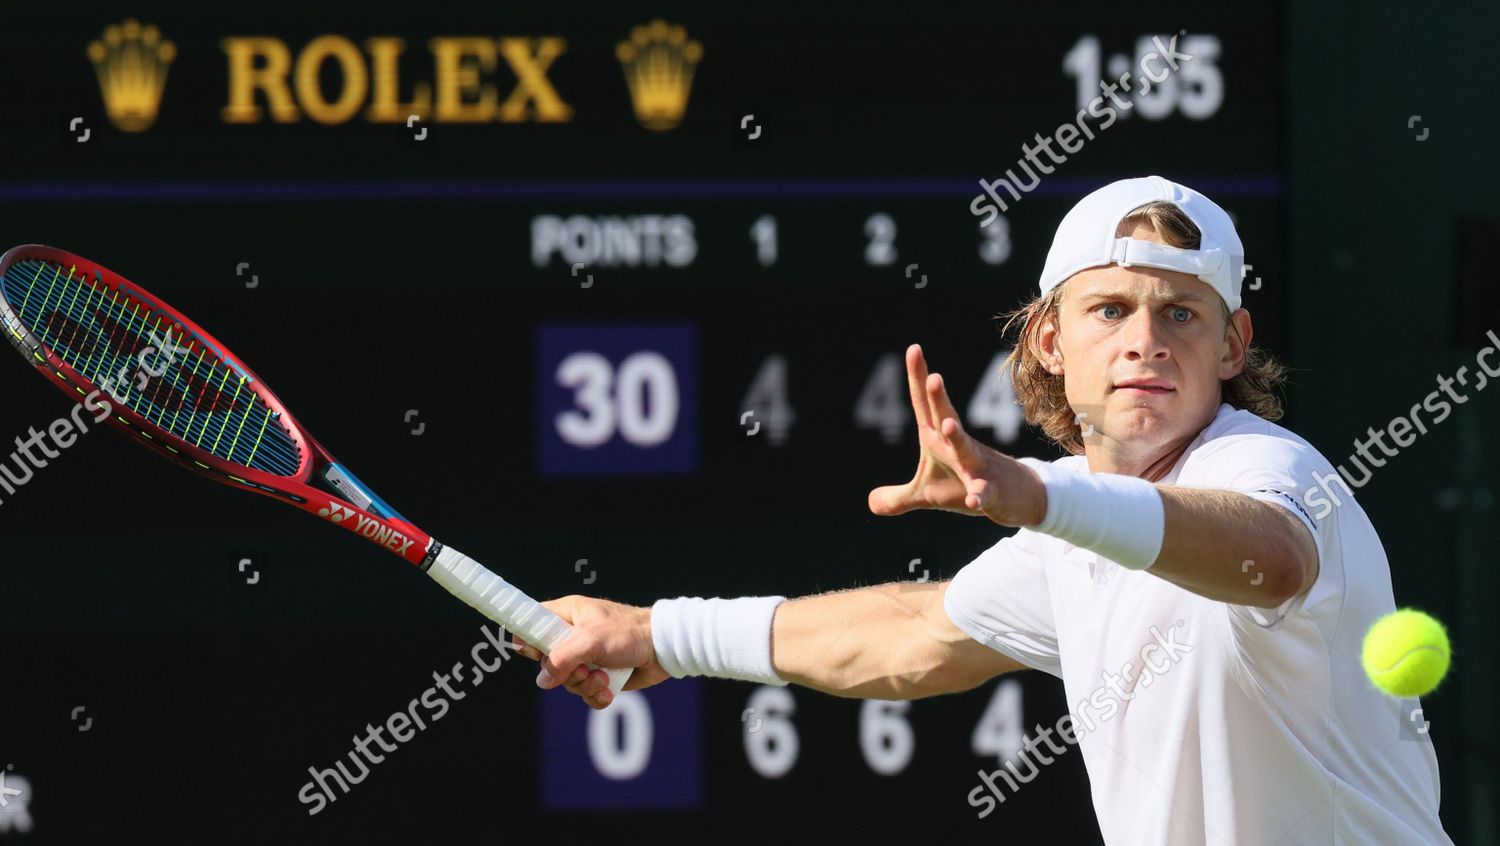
[867,344,1047,527]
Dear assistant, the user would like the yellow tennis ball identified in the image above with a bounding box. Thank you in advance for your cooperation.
[1362,609,1451,698]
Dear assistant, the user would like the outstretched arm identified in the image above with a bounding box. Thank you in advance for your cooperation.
[519,342,1031,709]
[1148,487,1318,607]
[771,580,1022,698]
[517,580,1021,709]
[899,341,1318,608]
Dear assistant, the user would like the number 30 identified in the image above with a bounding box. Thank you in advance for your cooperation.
[555,351,680,447]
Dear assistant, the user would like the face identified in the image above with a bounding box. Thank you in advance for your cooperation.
[1037,220,1252,458]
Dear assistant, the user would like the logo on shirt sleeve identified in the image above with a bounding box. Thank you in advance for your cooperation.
[1258,488,1318,529]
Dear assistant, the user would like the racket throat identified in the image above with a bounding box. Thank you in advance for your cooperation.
[321,463,408,523]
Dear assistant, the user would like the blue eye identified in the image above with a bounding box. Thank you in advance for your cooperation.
[1100,305,1122,320]
[1169,307,1191,323]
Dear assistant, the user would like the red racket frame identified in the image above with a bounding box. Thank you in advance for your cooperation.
[0,243,438,568]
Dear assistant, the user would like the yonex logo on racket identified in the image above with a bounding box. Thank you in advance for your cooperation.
[352,513,415,555]
[317,503,357,523]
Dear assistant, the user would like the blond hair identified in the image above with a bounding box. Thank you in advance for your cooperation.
[1000,201,1288,455]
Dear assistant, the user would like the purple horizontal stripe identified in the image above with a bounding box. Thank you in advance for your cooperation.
[0,176,1285,203]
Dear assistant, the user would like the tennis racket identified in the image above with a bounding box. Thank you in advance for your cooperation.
[0,244,630,701]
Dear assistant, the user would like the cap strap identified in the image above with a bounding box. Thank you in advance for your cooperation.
[1108,237,1225,278]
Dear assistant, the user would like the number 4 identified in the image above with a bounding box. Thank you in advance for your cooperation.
[966,353,1023,445]
[971,678,1025,764]
[854,354,908,443]
[741,355,795,444]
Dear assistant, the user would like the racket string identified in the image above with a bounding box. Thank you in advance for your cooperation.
[2,258,302,476]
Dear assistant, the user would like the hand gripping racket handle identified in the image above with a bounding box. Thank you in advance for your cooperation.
[426,544,632,701]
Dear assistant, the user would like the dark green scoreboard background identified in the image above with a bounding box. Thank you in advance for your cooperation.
[0,2,1287,842]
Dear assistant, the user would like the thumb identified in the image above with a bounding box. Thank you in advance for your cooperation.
[536,601,593,688]
[868,483,917,516]
[514,597,577,664]
[539,628,602,689]
[537,596,579,623]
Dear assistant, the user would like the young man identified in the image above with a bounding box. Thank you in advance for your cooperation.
[518,176,1452,844]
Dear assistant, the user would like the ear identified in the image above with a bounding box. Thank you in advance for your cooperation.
[1220,308,1253,380]
[1036,311,1065,376]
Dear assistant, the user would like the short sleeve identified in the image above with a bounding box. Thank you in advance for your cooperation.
[944,529,1062,677]
[1184,434,1341,629]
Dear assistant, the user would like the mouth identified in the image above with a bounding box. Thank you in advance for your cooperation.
[1113,378,1175,395]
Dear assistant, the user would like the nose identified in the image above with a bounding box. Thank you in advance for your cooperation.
[1122,309,1170,362]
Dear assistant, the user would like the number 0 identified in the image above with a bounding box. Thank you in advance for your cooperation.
[587,691,654,779]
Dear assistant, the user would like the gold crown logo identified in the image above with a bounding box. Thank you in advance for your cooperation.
[616,20,702,131]
[87,19,176,132]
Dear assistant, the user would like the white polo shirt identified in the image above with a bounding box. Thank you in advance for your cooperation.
[946,403,1452,844]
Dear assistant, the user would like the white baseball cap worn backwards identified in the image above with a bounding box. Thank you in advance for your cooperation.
[1039,175,1246,311]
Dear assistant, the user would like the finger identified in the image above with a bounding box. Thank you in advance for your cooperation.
[905,344,934,429]
[539,642,593,687]
[868,482,917,517]
[926,372,966,434]
[576,668,612,700]
[965,477,991,512]
[536,660,582,690]
[929,375,985,463]
[525,598,579,673]
[553,665,591,694]
[529,598,582,669]
[509,635,543,662]
[547,663,592,693]
[539,627,597,682]
[940,414,982,465]
[574,671,615,709]
[535,665,560,689]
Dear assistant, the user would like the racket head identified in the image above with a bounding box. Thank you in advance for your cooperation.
[0,244,309,481]
[0,244,435,565]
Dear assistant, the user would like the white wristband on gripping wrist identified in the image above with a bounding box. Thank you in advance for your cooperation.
[651,596,788,686]
[1017,457,1165,570]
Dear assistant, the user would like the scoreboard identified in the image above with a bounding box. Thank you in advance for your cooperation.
[0,1,1285,842]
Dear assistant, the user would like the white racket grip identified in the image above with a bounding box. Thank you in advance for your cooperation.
[426,544,631,700]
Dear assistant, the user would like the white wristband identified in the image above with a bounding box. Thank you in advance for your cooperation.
[651,596,788,686]
[1017,457,1165,570]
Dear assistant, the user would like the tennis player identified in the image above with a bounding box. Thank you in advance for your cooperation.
[517,176,1453,844]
